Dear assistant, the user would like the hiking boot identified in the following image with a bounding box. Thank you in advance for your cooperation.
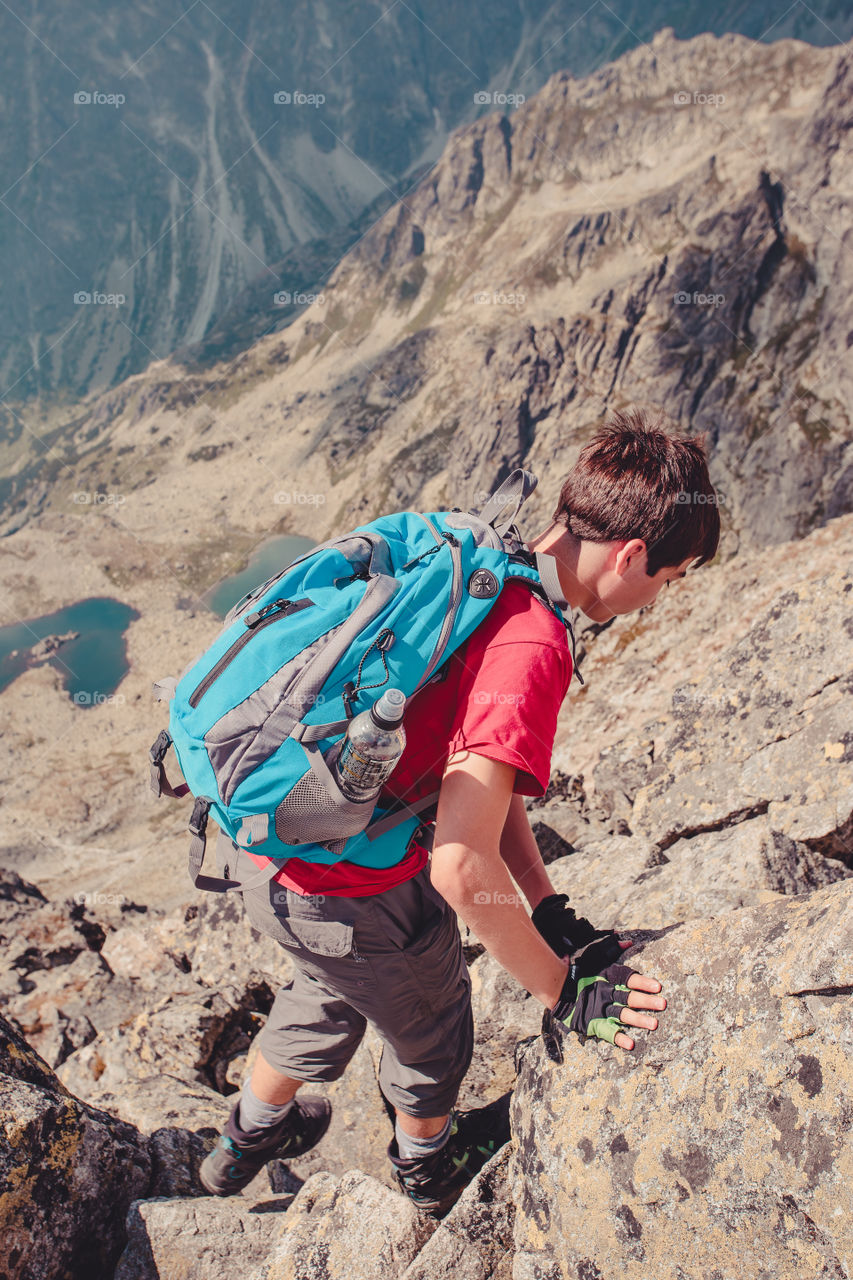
[387,1109,505,1218]
[199,1094,332,1196]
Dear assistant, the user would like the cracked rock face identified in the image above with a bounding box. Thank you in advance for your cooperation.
[510,878,853,1280]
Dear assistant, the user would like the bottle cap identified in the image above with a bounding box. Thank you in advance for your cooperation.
[371,687,406,728]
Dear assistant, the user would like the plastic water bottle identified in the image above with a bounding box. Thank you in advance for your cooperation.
[336,688,407,801]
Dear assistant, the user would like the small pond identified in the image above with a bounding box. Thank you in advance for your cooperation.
[0,597,140,704]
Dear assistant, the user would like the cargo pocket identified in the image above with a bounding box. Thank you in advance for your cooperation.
[242,888,355,957]
[283,917,355,958]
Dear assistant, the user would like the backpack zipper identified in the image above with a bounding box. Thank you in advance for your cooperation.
[189,597,314,708]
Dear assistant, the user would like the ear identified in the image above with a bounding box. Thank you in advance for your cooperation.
[613,538,647,575]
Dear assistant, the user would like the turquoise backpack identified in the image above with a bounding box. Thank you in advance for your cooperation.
[148,470,582,894]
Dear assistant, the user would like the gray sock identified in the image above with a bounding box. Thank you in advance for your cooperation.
[238,1078,295,1135]
[395,1114,452,1162]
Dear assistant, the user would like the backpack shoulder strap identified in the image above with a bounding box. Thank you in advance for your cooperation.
[470,468,538,536]
[506,547,585,687]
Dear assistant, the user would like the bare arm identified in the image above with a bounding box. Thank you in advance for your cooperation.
[429,750,569,1009]
[429,751,666,1049]
[499,791,556,912]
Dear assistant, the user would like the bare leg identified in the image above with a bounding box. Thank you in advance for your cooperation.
[395,1109,450,1139]
[249,1049,306,1105]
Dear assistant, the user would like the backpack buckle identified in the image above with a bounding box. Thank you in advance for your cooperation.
[149,729,172,766]
[189,796,212,837]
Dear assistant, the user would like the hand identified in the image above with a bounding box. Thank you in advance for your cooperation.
[604,939,666,1051]
[547,938,666,1054]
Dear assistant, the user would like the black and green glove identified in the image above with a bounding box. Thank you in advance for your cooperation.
[540,949,637,1061]
[531,893,623,969]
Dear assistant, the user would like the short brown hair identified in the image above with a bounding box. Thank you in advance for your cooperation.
[552,407,720,575]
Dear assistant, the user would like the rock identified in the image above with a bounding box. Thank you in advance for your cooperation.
[631,566,853,862]
[2,949,135,1067]
[87,1072,231,1137]
[0,869,47,919]
[101,893,293,994]
[246,1168,437,1280]
[0,1014,151,1280]
[509,878,853,1280]
[546,816,851,933]
[115,1195,295,1280]
[0,890,105,988]
[526,773,616,850]
[401,1145,515,1279]
[458,952,542,1110]
[590,735,665,832]
[28,631,79,661]
[57,981,274,1101]
[526,817,576,863]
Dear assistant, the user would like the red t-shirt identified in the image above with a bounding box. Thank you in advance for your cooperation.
[244,578,572,896]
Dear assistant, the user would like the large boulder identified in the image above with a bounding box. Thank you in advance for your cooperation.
[510,878,853,1280]
[115,1194,299,1280]
[246,1169,436,1280]
[0,1015,151,1280]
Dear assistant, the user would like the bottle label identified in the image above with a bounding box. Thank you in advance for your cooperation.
[337,742,397,792]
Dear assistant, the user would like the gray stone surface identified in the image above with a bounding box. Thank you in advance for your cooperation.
[246,1169,437,1280]
[115,1195,295,1280]
[510,878,853,1280]
[0,1015,152,1280]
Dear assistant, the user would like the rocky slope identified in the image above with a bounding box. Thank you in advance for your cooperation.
[2,509,851,1277]
[1,29,852,912]
[3,4,850,408]
[2,31,852,1276]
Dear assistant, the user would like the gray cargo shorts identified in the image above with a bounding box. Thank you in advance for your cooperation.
[221,835,474,1118]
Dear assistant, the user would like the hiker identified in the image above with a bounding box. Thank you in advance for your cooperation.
[197,408,720,1214]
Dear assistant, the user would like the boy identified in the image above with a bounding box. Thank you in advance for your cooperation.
[199,408,720,1215]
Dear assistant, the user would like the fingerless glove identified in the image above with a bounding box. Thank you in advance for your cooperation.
[549,959,636,1047]
[531,893,622,968]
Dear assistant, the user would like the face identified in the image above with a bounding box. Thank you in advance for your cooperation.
[578,541,694,621]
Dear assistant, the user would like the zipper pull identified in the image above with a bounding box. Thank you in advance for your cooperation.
[244,598,292,628]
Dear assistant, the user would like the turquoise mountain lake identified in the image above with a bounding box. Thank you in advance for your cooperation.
[202,534,316,618]
[0,537,316,704]
[0,598,140,703]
